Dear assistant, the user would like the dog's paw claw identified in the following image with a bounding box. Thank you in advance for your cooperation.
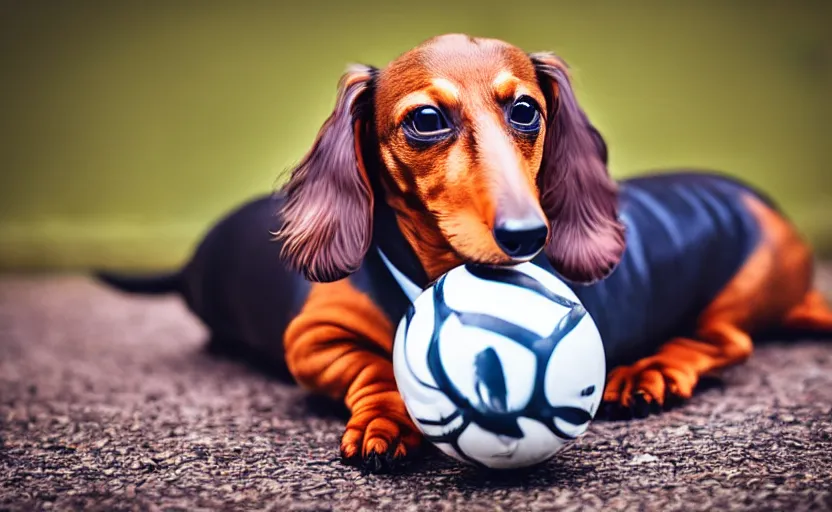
[632,392,652,419]
[596,400,630,421]
[600,359,701,420]
[363,451,386,473]
[662,390,686,411]
[599,390,687,421]
[341,440,413,474]
[339,417,422,474]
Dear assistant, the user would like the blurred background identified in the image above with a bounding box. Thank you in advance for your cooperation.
[0,0,829,272]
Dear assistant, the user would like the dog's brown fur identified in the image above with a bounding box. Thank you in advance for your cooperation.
[603,194,825,408]
[272,33,832,469]
[278,34,625,285]
[276,34,628,467]
[98,33,832,472]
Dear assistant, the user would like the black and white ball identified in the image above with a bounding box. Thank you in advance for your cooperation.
[392,262,606,470]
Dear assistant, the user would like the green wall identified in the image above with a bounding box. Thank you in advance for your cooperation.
[1,1,830,271]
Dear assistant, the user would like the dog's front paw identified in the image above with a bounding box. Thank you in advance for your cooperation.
[339,392,423,473]
[598,357,698,420]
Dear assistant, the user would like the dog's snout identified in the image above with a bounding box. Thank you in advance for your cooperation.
[493,218,548,259]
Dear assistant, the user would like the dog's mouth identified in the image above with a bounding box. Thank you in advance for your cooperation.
[432,212,548,273]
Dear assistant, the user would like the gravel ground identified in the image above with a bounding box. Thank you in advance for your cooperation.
[1,269,831,511]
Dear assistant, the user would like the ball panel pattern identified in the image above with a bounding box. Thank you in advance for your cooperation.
[392,262,606,469]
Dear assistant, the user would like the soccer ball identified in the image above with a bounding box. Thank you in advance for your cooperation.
[392,262,606,470]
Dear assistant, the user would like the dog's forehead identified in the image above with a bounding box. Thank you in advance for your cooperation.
[377,35,538,102]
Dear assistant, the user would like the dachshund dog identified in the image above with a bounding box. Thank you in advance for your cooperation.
[98,34,832,473]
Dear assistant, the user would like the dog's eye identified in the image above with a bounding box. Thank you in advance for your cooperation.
[409,106,449,134]
[403,106,453,146]
[509,98,541,133]
[580,385,596,397]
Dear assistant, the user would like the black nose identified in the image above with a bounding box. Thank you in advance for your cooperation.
[493,220,548,259]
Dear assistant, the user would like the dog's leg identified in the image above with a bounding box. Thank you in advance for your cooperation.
[603,194,815,418]
[602,322,753,417]
[779,289,832,334]
[284,280,421,472]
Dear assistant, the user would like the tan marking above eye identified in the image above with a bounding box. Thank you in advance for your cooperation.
[392,80,462,128]
[492,70,518,102]
[430,78,460,103]
[492,73,547,119]
[392,91,436,127]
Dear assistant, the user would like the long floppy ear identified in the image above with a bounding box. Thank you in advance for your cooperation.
[529,52,626,284]
[276,64,377,283]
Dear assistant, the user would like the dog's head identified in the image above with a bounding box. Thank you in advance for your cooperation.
[277,34,625,284]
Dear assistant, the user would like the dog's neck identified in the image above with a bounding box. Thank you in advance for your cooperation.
[371,196,432,291]
[364,138,466,291]
[370,186,468,296]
